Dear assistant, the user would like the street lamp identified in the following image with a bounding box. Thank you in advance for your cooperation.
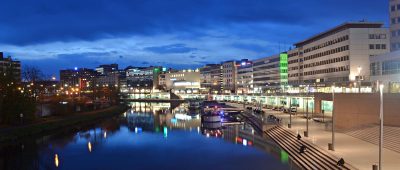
[288,97,292,128]
[304,97,309,137]
[379,84,384,170]
[329,84,335,151]
[357,66,362,93]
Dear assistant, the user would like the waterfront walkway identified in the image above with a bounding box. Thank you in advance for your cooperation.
[228,102,400,170]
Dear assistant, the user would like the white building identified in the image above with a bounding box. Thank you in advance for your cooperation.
[390,0,400,51]
[237,59,253,94]
[221,60,238,94]
[252,54,281,93]
[165,69,201,94]
[288,22,389,93]
[370,50,400,93]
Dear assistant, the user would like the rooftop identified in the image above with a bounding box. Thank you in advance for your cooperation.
[294,22,384,47]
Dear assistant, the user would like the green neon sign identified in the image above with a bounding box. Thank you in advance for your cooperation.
[279,53,288,88]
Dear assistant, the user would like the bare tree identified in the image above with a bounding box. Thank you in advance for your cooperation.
[22,65,44,83]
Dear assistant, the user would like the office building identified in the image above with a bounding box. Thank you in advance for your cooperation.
[95,64,118,75]
[60,68,98,90]
[370,50,400,93]
[0,52,21,82]
[200,64,222,94]
[287,22,389,92]
[390,0,400,51]
[164,69,200,94]
[125,66,162,89]
[237,59,253,94]
[252,54,281,93]
[221,61,238,94]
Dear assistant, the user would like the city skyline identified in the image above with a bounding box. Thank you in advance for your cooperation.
[0,0,388,76]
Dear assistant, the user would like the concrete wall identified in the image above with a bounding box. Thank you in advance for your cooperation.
[314,93,400,130]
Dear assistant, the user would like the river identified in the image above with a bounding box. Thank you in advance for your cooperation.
[0,102,297,170]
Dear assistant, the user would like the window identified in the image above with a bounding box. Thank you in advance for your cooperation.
[369,44,375,49]
[382,44,387,49]
[392,18,396,24]
[392,5,396,11]
[376,44,381,49]
[397,4,400,10]
[392,31,397,37]
[380,34,387,39]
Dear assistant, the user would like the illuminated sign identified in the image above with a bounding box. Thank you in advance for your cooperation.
[279,53,288,88]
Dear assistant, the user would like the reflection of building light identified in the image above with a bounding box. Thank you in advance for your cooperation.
[103,131,107,138]
[163,126,168,138]
[197,126,200,134]
[171,118,177,124]
[88,142,92,152]
[206,133,210,138]
[135,127,142,133]
[54,154,59,167]
[175,114,192,120]
[243,139,247,146]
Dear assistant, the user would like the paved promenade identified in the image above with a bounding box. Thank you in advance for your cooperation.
[227,102,400,170]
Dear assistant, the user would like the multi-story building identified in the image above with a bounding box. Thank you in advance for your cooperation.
[287,22,389,93]
[95,64,118,75]
[370,50,400,93]
[252,54,281,93]
[221,61,238,94]
[96,72,120,88]
[237,59,253,94]
[60,68,98,90]
[164,69,200,94]
[390,0,400,51]
[0,52,21,82]
[200,64,222,94]
[125,66,162,89]
[95,64,122,88]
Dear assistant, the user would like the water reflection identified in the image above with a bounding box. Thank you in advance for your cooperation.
[0,102,294,170]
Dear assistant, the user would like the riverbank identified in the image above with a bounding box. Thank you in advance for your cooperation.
[0,105,128,142]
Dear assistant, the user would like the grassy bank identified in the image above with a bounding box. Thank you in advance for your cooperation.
[0,105,128,142]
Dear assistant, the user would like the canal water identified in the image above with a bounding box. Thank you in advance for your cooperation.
[0,102,296,170]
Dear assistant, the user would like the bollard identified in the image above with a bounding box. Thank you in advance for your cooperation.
[328,143,334,151]
[288,123,291,128]
[304,131,308,137]
[372,164,378,170]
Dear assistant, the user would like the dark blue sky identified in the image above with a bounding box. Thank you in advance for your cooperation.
[0,0,388,77]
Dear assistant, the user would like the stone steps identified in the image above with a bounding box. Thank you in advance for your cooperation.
[344,125,400,153]
[267,126,354,170]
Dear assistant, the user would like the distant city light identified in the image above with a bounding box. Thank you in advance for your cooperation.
[74,67,78,71]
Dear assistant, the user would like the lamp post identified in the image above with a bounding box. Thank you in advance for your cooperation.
[357,66,362,93]
[329,85,335,151]
[288,97,292,128]
[304,97,309,137]
[379,84,384,170]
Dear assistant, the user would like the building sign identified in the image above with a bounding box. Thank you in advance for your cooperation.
[279,53,288,88]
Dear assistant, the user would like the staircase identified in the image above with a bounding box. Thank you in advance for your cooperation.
[343,125,400,153]
[267,126,355,170]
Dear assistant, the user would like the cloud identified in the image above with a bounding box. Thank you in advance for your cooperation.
[0,0,387,46]
[0,0,388,76]
[144,44,197,54]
